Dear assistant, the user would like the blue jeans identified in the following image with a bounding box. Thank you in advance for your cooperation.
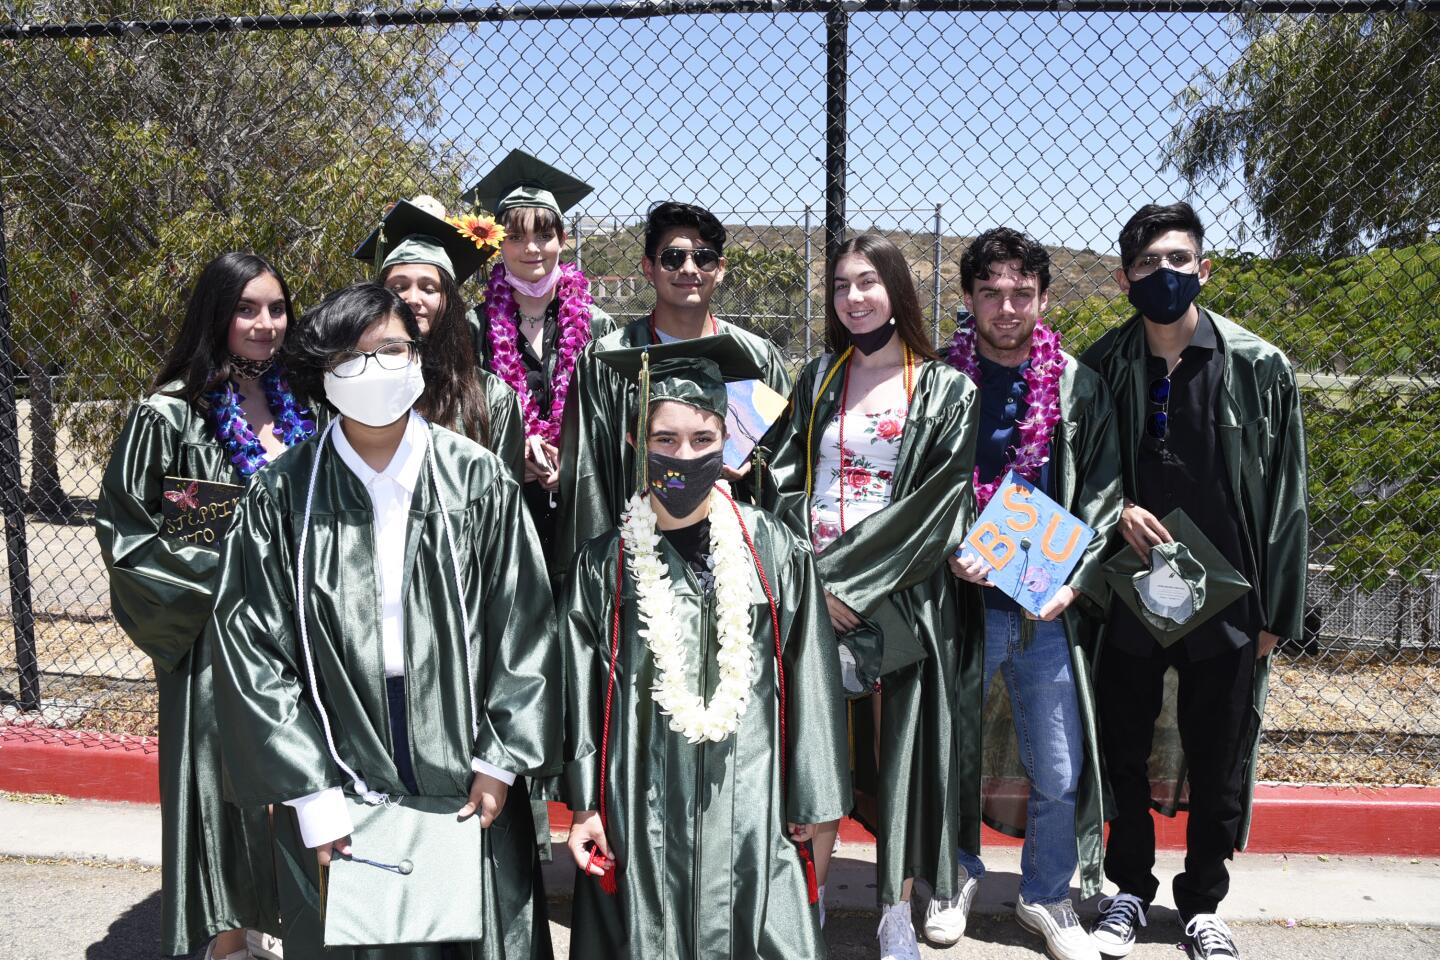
[956,609,1083,904]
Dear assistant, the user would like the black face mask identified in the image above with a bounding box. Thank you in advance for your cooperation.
[848,320,896,355]
[646,449,724,519]
[1127,267,1201,325]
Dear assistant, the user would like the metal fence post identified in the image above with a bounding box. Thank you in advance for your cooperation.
[824,4,849,261]
[931,202,943,347]
[0,193,41,711]
[803,205,814,354]
[572,213,583,274]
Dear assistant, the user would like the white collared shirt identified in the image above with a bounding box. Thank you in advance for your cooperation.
[284,413,513,849]
[331,412,427,679]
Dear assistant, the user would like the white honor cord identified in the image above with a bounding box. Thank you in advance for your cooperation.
[293,419,477,805]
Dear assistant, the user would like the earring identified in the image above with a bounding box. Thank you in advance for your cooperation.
[889,317,896,326]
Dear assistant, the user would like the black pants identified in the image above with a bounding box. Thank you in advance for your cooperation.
[1097,637,1258,919]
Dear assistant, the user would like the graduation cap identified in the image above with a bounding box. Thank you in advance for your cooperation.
[595,333,765,495]
[351,197,495,285]
[461,149,593,219]
[1102,508,1252,647]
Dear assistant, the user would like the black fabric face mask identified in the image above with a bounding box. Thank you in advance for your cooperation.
[227,352,276,380]
[849,321,896,355]
[646,449,725,519]
[1127,267,1201,325]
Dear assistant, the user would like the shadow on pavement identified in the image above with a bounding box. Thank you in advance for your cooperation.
[85,890,162,960]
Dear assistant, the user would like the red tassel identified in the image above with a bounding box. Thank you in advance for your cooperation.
[797,841,819,905]
[598,861,620,896]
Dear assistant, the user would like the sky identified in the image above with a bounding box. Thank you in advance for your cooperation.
[422,10,1256,256]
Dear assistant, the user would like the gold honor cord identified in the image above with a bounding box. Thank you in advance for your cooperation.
[804,346,854,497]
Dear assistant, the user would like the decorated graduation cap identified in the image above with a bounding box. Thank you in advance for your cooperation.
[461,149,593,219]
[1102,508,1252,647]
[351,196,500,285]
[596,333,764,495]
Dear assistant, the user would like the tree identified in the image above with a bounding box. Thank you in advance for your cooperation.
[1167,14,1439,258]
[0,0,460,476]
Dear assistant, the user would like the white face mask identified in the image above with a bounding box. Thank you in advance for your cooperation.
[323,357,425,427]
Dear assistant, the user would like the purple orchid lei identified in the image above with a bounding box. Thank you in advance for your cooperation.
[205,367,317,478]
[945,316,1066,510]
[483,260,595,446]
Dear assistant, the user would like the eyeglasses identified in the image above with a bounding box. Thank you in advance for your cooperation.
[657,246,721,272]
[1130,250,1197,278]
[328,339,421,379]
[1146,375,1171,442]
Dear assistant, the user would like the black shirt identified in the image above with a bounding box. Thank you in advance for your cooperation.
[660,518,715,596]
[1107,310,1262,660]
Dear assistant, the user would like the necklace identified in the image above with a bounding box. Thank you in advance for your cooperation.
[484,261,595,445]
[945,317,1065,509]
[205,368,316,477]
[837,346,916,533]
[620,489,756,744]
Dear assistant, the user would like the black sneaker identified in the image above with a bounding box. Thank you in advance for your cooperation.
[1091,893,1147,957]
[1184,914,1240,959]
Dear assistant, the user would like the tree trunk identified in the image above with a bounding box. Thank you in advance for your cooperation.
[22,356,69,520]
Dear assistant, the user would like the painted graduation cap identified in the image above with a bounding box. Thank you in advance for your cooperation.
[351,197,493,285]
[595,333,765,494]
[1101,508,1252,647]
[462,149,593,218]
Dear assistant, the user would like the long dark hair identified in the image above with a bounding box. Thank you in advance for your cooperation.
[153,251,296,407]
[283,283,420,405]
[824,234,937,359]
[380,264,490,446]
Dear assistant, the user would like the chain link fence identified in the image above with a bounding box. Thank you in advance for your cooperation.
[1,2,1436,785]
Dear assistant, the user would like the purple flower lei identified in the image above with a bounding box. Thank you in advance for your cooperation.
[945,316,1066,510]
[483,260,595,446]
[205,367,317,478]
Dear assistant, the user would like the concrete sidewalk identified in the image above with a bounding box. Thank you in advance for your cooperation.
[4,794,1438,926]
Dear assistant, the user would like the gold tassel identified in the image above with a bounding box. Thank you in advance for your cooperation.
[635,350,651,496]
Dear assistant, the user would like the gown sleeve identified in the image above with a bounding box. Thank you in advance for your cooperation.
[211,481,345,806]
[1260,359,1309,642]
[95,403,221,673]
[484,373,527,484]
[556,345,626,575]
[468,472,561,778]
[774,529,852,824]
[1066,378,1124,611]
[558,540,611,812]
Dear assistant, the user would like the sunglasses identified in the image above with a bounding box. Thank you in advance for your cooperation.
[1146,375,1171,441]
[657,246,721,272]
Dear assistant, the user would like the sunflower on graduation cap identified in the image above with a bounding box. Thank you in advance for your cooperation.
[447,213,506,256]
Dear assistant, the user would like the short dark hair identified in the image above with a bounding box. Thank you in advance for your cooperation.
[500,205,565,240]
[1118,202,1205,269]
[153,251,296,408]
[960,227,1051,294]
[825,234,938,360]
[284,282,419,405]
[643,201,726,260]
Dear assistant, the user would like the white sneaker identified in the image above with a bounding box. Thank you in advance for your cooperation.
[1092,893,1147,957]
[1015,896,1100,960]
[922,867,979,946]
[877,900,921,960]
[1184,914,1240,959]
[203,941,247,960]
[245,930,284,960]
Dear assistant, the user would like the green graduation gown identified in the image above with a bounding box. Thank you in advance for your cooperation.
[1080,309,1309,846]
[561,502,851,960]
[479,368,526,483]
[761,356,983,906]
[94,388,284,957]
[554,317,793,577]
[211,422,560,960]
[971,355,1123,899]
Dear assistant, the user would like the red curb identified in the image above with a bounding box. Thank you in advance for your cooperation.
[6,730,1438,857]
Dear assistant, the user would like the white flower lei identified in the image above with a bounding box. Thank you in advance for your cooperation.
[620,489,756,744]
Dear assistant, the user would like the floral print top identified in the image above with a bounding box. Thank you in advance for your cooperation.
[809,406,907,553]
